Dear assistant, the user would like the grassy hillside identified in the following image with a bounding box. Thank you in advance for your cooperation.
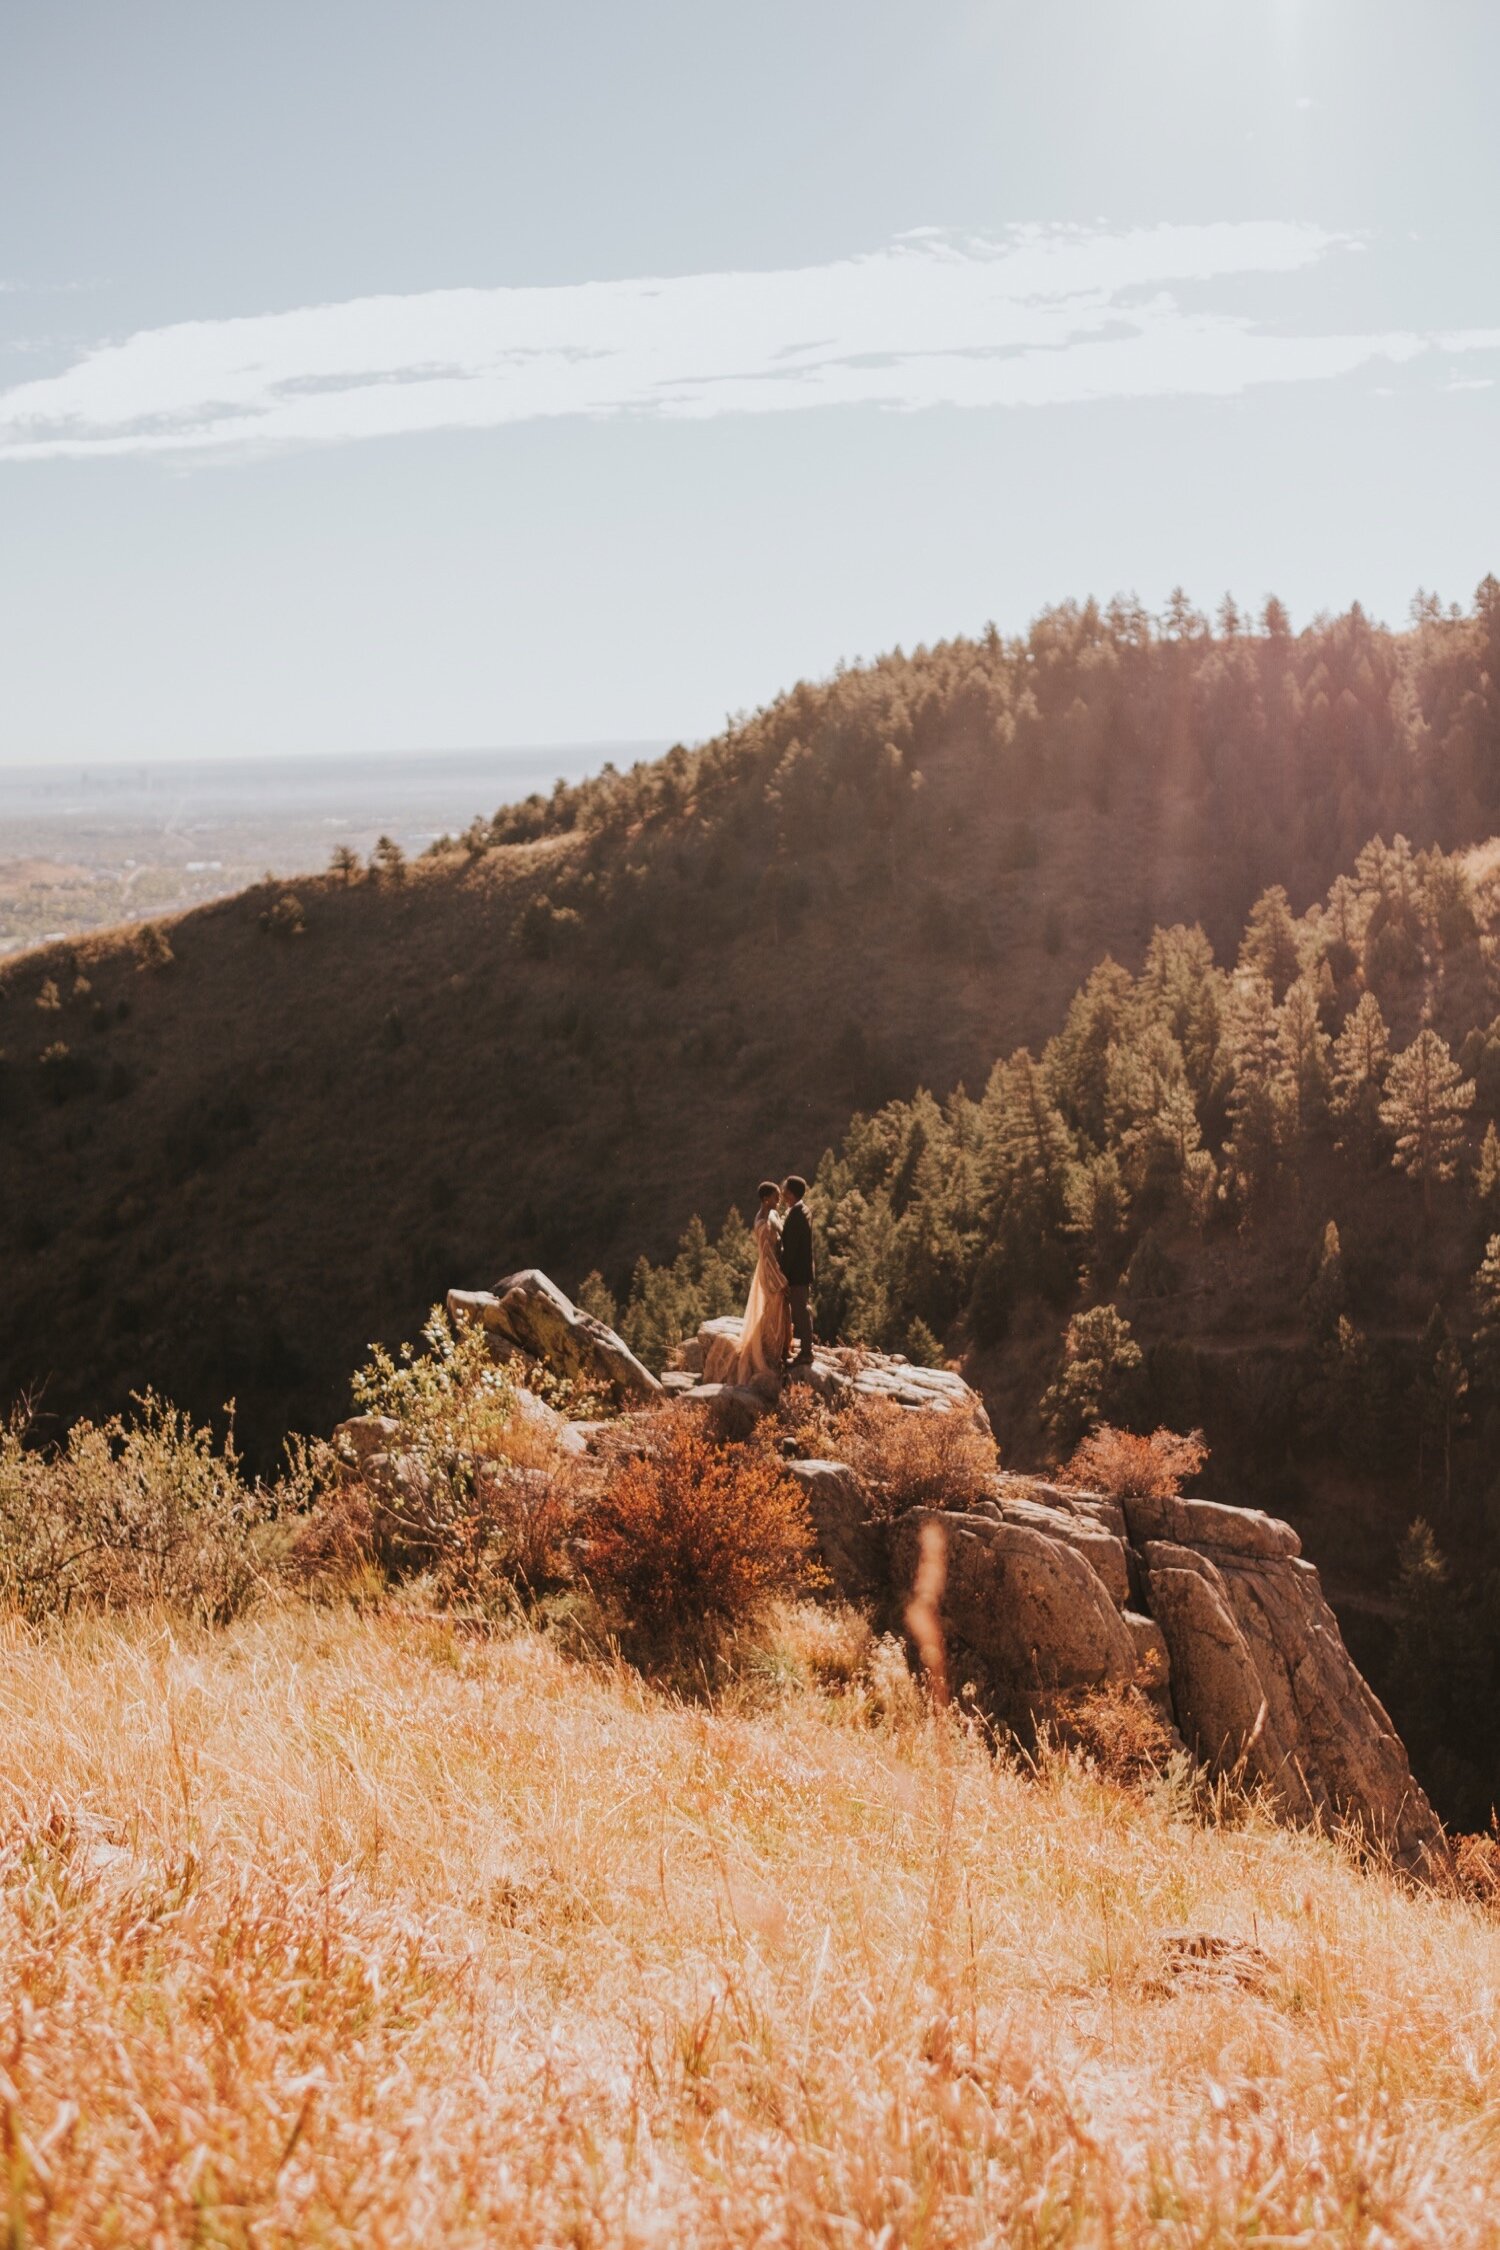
[11,1598,1500,2245]
[2,585,1497,1469]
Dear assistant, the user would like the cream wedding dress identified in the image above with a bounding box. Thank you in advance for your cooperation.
[707,1207,792,1392]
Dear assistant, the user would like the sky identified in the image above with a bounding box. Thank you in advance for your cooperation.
[1,0,1497,765]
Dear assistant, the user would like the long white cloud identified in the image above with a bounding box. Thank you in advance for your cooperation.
[0,225,1494,462]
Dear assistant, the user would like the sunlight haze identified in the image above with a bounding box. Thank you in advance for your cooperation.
[1,0,1495,760]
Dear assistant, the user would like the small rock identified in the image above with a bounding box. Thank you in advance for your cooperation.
[331,1413,401,1467]
[676,1382,767,1441]
[1152,1931,1276,1996]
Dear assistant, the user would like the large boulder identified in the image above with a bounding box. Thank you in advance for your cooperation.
[1137,1534,1447,1879]
[1122,1492,1301,1563]
[448,1272,661,1404]
[890,1507,1142,1720]
[986,1486,1133,1608]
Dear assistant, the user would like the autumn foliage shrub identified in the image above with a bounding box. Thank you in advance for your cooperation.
[1063,1422,1208,1500]
[585,1413,820,1651]
[775,1391,997,1514]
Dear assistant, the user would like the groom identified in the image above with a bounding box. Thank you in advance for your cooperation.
[779,1175,815,1369]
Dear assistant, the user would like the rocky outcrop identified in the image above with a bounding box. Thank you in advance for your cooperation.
[415,1272,1449,1879]
[870,1472,1448,1881]
[447,1271,662,1404]
[682,1319,992,1434]
[690,1350,1441,1874]
[784,1461,888,1606]
[891,1506,1143,1708]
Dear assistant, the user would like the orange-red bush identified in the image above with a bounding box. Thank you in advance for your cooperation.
[1063,1422,1208,1500]
[586,1414,819,1648]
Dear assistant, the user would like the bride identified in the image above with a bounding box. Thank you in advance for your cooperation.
[707,1181,792,1391]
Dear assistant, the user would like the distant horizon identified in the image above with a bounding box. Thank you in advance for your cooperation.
[0,737,673,782]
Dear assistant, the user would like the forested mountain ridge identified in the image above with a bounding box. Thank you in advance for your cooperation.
[2,583,1497,1502]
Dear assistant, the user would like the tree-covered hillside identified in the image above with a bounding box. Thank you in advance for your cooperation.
[1,583,1497,1498]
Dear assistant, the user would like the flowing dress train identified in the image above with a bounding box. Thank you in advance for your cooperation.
[708,1209,791,1392]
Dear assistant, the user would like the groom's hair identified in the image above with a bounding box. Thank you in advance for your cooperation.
[783,1175,808,1201]
[758,1180,780,1202]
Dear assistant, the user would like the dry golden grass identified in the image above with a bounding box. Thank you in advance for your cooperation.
[4,1599,1500,2245]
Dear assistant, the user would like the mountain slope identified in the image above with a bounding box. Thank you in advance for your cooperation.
[2,585,1497,1464]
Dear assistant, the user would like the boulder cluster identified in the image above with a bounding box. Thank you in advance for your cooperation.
[355,1270,1446,1880]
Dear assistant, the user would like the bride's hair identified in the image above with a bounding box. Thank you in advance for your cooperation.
[757,1180,780,1203]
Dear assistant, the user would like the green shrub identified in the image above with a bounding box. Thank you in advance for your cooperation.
[0,1396,278,1622]
[296,1308,594,1604]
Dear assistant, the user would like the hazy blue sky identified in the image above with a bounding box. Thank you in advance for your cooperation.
[1,0,1496,762]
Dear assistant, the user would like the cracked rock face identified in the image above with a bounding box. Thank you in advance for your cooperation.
[761,1350,1447,1881]
[447,1271,662,1404]
[891,1506,1143,1709]
[1134,1534,1445,1874]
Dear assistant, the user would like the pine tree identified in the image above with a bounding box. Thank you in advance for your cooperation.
[1273,975,1332,1157]
[329,843,362,883]
[1379,1029,1474,1211]
[1472,1233,1500,1385]
[1331,991,1390,1160]
[1040,1305,1142,1446]
[575,1270,619,1328]
[1105,1024,1210,1214]
[902,1316,944,1367]
[977,1050,1077,1297]
[1138,923,1229,1110]
[1224,975,1281,1200]
[1042,958,1136,1144]
[1303,1220,1345,1342]
[1322,874,1365,975]
[1416,1307,1469,1511]
[1387,1520,1488,1809]
[1476,1123,1500,1231]
[1238,885,1302,1000]
[1063,1151,1130,1288]
[1333,1314,1377,1451]
[134,922,174,972]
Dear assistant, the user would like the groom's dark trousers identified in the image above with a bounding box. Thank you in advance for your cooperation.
[780,1200,816,1362]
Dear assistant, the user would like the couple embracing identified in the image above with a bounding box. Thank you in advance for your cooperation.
[714,1175,816,1394]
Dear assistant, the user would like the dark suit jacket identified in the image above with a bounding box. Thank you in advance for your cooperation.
[779,1201,815,1286]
